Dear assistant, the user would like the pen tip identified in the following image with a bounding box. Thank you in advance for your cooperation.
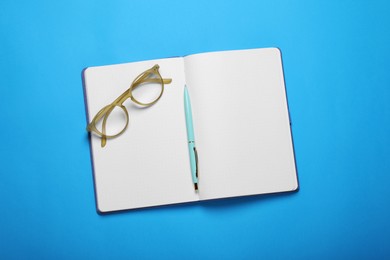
[194,183,198,191]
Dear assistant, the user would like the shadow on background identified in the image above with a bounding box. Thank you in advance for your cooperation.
[97,189,299,217]
[198,190,299,212]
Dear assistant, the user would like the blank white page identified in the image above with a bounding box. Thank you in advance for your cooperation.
[84,58,199,212]
[184,48,298,200]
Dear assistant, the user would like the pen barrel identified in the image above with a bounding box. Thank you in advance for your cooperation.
[184,86,195,141]
[184,86,198,185]
[188,142,198,183]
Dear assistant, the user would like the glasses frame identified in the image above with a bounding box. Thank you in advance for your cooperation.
[87,64,172,147]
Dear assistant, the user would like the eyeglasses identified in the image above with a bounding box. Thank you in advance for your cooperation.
[87,64,172,147]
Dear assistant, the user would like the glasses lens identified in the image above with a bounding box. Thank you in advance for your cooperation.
[93,105,128,138]
[131,71,163,106]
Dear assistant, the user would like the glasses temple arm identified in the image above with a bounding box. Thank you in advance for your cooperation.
[130,78,172,92]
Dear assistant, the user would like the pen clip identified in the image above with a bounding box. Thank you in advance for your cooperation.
[193,147,198,178]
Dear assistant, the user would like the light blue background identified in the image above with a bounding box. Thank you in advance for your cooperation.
[1,0,389,259]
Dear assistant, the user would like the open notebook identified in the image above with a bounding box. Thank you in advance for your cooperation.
[83,48,298,212]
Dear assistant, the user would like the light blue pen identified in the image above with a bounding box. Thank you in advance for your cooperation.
[184,85,199,191]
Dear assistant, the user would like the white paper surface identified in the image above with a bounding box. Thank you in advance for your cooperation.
[84,58,199,212]
[184,48,298,200]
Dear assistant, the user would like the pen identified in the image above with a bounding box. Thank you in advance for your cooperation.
[184,85,199,191]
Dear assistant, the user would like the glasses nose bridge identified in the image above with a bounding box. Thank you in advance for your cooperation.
[112,88,132,106]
